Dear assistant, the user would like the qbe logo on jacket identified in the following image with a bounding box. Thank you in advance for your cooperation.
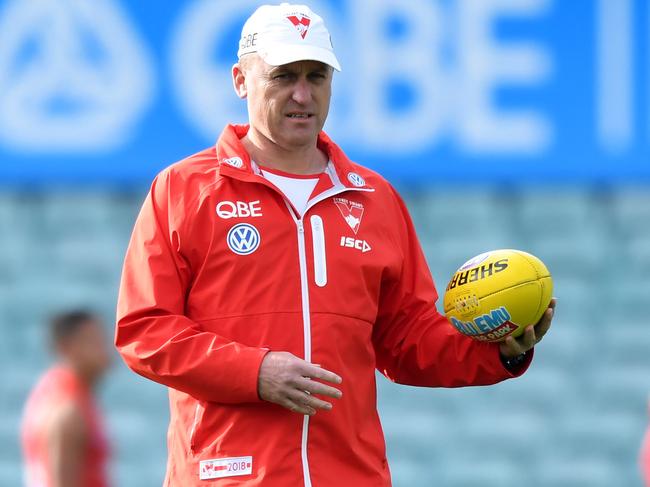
[227,223,260,255]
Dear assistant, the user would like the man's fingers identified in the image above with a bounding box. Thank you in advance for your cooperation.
[299,363,342,385]
[522,325,536,349]
[504,326,534,355]
[287,390,333,413]
[503,336,522,356]
[533,299,556,342]
[500,299,556,358]
[534,308,553,340]
[283,398,316,416]
[258,353,344,414]
[295,377,342,400]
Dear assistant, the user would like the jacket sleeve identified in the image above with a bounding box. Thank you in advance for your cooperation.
[372,186,532,387]
[115,170,269,403]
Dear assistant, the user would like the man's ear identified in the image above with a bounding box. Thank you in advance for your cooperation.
[232,63,248,99]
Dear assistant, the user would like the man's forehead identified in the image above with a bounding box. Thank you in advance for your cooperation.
[255,57,330,73]
[272,60,329,70]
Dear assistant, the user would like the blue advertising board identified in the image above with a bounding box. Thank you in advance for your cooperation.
[0,0,648,186]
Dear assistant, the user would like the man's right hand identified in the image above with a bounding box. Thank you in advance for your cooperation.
[257,352,343,416]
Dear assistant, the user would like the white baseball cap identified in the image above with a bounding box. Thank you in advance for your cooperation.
[238,3,341,71]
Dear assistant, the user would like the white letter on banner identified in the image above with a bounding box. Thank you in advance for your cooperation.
[0,0,154,152]
[456,0,552,154]
[596,0,633,152]
[349,0,450,152]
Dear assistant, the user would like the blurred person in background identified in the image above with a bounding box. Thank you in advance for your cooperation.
[115,3,555,486]
[21,310,112,487]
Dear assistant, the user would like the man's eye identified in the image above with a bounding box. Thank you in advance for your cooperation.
[273,73,290,80]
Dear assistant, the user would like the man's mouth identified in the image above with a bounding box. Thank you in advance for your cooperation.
[286,112,313,119]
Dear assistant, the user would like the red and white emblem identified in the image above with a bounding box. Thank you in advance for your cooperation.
[199,456,253,480]
[334,198,364,234]
[286,15,311,39]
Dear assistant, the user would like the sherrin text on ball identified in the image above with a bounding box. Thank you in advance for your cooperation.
[443,249,553,343]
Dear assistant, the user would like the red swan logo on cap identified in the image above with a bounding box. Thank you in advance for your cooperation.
[286,15,311,39]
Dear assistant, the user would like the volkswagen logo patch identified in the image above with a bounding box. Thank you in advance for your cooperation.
[347,172,366,187]
[223,157,244,168]
[227,223,260,255]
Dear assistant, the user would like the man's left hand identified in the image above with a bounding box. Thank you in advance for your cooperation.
[499,298,556,359]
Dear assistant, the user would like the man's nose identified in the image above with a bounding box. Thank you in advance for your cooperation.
[291,78,312,105]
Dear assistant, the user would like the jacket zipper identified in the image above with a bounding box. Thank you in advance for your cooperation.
[284,187,370,487]
[292,214,313,487]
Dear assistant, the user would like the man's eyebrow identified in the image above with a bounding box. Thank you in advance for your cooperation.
[268,66,293,75]
[266,64,328,77]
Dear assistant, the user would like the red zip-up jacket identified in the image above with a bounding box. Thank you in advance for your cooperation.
[116,124,531,486]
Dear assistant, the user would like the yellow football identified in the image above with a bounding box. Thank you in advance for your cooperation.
[443,249,553,343]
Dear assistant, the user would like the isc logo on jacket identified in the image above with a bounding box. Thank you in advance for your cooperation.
[340,236,371,253]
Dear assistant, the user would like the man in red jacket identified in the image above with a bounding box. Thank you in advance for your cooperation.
[116,3,555,486]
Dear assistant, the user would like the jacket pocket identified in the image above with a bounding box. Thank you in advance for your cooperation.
[310,214,327,287]
[189,401,205,454]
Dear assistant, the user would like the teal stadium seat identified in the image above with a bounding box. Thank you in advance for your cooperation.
[610,189,650,239]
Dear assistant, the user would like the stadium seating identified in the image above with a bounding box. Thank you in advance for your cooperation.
[0,187,648,486]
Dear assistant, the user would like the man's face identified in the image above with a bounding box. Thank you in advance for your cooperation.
[235,55,333,149]
[62,320,112,381]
